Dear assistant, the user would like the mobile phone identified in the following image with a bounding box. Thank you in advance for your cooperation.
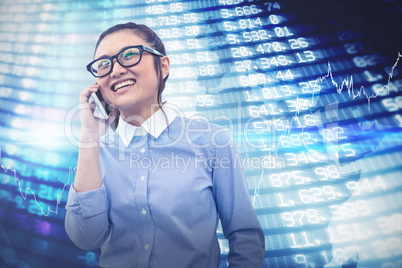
[91,90,112,119]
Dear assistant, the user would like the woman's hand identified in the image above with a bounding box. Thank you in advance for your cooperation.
[79,83,118,143]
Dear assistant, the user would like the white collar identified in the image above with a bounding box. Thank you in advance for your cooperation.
[116,103,177,147]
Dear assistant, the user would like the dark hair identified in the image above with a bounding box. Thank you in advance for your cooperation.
[95,22,169,120]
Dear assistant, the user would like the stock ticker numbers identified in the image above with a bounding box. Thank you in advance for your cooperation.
[0,0,401,267]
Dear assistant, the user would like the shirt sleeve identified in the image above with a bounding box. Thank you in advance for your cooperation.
[64,183,110,251]
[211,130,265,267]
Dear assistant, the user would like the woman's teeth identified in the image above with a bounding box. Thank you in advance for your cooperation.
[113,80,136,92]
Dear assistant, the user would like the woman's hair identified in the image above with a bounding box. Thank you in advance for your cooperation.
[94,22,169,114]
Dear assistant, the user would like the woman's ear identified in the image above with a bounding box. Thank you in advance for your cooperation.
[161,56,170,80]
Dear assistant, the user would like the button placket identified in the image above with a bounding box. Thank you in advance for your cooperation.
[134,136,154,267]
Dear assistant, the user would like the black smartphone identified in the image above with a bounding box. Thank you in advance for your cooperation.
[91,90,112,119]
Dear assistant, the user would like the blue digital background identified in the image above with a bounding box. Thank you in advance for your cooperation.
[0,0,401,267]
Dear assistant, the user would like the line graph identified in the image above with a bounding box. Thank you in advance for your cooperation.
[282,51,402,132]
[0,148,74,216]
[314,52,401,110]
[251,52,401,206]
[289,52,401,115]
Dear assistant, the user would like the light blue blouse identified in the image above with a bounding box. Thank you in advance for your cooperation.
[65,106,265,268]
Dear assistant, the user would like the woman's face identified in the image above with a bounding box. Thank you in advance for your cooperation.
[94,30,169,122]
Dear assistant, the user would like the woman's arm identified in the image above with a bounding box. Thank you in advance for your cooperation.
[65,185,110,250]
[212,130,265,267]
[64,84,117,250]
[74,83,116,192]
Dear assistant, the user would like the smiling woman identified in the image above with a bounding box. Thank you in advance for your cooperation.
[91,26,169,126]
[64,22,265,268]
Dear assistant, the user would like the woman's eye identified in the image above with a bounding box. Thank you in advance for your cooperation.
[98,60,111,69]
[122,50,139,60]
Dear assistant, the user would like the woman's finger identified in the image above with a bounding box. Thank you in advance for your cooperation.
[79,83,99,105]
[89,101,96,113]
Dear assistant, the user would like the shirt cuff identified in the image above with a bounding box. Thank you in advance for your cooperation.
[65,184,108,219]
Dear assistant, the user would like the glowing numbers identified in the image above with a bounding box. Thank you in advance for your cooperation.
[158,28,180,38]
[295,51,315,63]
[198,65,215,76]
[286,98,310,112]
[279,133,314,148]
[231,46,251,58]
[270,170,305,187]
[256,42,283,54]
[243,30,269,42]
[268,14,279,24]
[239,17,262,29]
[314,165,341,180]
[169,67,193,78]
[276,69,294,80]
[353,54,380,68]
[274,26,293,37]
[235,5,259,16]
[329,200,371,221]
[298,80,321,93]
[183,13,197,23]
[240,74,269,87]
[196,51,212,62]
[262,86,280,98]
[196,95,214,106]
[265,2,281,12]
[235,60,252,72]
[346,177,387,195]
[322,127,347,141]
[299,186,339,203]
[282,209,321,227]
[185,25,199,36]
[248,103,278,116]
[186,39,201,49]
[289,232,316,248]
[288,37,309,49]
[227,34,239,44]
[259,55,290,68]
[377,213,402,234]
[382,96,402,112]
[145,5,165,15]
[169,2,183,12]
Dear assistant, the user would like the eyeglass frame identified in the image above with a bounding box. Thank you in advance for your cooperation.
[86,45,165,78]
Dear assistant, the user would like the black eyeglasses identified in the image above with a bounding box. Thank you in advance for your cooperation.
[86,45,164,78]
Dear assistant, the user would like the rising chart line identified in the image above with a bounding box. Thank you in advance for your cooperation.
[314,52,401,110]
[0,152,75,216]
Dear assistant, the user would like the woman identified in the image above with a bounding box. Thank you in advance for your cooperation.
[65,22,265,268]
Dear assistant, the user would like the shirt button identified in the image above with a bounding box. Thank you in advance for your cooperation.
[141,147,145,153]
[140,176,145,181]
[144,244,149,250]
[142,209,147,215]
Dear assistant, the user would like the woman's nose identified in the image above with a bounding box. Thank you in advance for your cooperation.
[110,59,127,77]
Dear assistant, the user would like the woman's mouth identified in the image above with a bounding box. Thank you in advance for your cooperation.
[112,79,136,92]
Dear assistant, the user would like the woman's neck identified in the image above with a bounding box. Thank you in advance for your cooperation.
[120,104,162,127]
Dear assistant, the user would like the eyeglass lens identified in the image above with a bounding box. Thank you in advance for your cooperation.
[90,47,141,77]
